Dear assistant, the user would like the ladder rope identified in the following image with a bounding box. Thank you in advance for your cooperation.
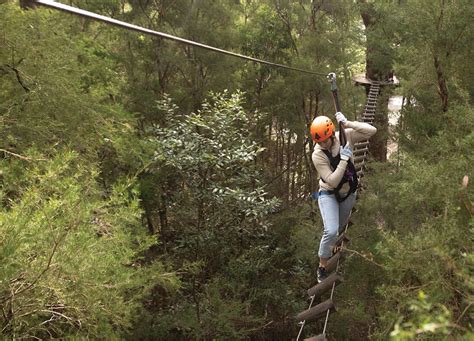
[297,83,380,340]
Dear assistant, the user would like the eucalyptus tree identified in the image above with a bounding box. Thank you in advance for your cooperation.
[115,0,243,116]
[393,0,473,143]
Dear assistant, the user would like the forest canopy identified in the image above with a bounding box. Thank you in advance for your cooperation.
[1,1,472,340]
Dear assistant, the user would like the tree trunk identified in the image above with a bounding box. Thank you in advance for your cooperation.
[359,1,392,162]
[434,55,449,112]
[285,129,292,204]
[360,1,378,80]
[371,90,389,162]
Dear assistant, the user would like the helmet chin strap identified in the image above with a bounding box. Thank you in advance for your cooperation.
[330,136,335,149]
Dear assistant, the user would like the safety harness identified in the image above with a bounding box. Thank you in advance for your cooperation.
[321,149,358,202]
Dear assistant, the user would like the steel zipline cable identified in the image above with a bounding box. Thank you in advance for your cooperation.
[22,0,328,77]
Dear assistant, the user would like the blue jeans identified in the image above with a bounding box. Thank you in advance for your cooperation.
[318,192,356,258]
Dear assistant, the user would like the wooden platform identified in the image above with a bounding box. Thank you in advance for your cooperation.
[353,73,400,86]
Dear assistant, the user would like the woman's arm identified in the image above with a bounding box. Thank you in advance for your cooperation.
[345,121,377,144]
[312,151,347,188]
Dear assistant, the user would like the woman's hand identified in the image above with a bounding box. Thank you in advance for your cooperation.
[340,143,352,161]
[335,112,347,125]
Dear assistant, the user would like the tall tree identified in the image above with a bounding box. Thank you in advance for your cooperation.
[396,0,473,115]
[358,0,397,162]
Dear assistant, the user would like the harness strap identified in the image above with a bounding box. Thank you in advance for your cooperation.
[320,149,358,202]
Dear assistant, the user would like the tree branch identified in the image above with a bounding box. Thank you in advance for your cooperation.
[342,246,385,268]
[1,228,66,305]
[0,148,46,162]
[4,64,30,92]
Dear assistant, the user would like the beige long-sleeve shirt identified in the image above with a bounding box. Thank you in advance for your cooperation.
[312,121,377,193]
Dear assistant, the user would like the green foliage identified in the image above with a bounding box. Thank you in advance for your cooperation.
[133,91,325,339]
[239,3,292,61]
[129,91,287,339]
[152,91,278,231]
[391,291,458,340]
[351,103,473,339]
[0,2,147,180]
[393,0,474,111]
[1,3,176,339]
[0,151,178,338]
[337,1,474,325]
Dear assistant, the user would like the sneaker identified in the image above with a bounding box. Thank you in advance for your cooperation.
[317,266,327,283]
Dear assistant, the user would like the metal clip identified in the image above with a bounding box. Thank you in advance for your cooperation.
[327,72,336,82]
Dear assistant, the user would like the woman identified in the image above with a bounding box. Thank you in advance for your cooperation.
[311,112,377,282]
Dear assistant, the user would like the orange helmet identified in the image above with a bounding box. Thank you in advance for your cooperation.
[310,116,335,142]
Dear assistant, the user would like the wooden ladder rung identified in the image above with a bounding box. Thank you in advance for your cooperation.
[20,0,38,9]
[307,272,344,297]
[355,141,369,148]
[295,298,335,323]
[335,232,349,247]
[304,334,327,341]
[326,250,342,273]
[353,147,368,155]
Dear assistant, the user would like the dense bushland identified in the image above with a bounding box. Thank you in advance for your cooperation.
[1,1,472,340]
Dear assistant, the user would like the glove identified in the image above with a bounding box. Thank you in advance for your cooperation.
[340,144,352,161]
[335,112,347,125]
